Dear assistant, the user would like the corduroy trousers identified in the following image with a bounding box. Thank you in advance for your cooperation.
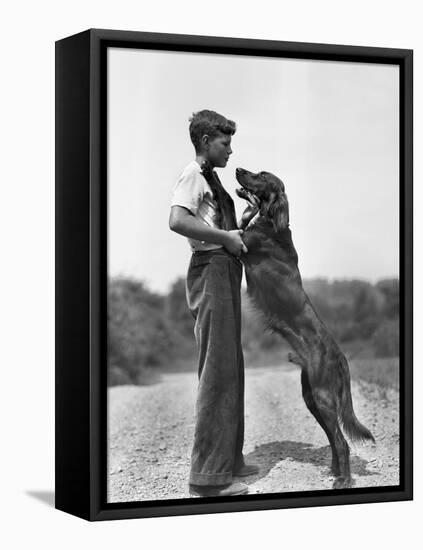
[185,248,246,486]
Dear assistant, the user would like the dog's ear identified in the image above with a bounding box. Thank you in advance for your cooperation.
[260,191,289,232]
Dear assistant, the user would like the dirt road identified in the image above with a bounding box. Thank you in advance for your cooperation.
[107,364,399,503]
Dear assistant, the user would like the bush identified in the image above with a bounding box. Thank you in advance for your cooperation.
[108,277,177,385]
[372,319,399,358]
[241,292,283,352]
[165,277,195,339]
[108,364,133,386]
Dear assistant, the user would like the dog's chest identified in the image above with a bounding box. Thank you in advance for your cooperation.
[242,227,297,265]
[241,227,300,291]
[241,228,306,321]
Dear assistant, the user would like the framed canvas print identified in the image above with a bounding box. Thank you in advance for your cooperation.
[55,28,413,521]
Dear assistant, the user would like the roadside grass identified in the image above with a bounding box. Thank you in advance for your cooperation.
[349,357,399,390]
[120,343,399,394]
[244,347,399,393]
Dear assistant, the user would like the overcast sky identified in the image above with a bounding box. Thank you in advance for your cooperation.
[108,47,399,294]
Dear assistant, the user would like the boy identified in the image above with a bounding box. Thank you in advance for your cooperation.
[169,110,259,497]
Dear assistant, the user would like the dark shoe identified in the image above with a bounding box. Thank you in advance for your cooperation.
[189,481,249,497]
[233,463,260,477]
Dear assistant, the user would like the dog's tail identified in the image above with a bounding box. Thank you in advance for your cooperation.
[338,356,375,444]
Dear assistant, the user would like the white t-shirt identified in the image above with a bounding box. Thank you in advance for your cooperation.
[170,160,223,252]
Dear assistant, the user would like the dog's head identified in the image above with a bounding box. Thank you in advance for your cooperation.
[235,167,289,232]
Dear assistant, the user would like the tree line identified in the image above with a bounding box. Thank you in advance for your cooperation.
[108,275,399,386]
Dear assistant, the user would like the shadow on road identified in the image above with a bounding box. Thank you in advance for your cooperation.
[243,440,375,481]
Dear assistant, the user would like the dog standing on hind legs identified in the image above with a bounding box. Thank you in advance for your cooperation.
[202,164,375,489]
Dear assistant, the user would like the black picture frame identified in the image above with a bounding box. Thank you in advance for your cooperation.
[55,28,413,521]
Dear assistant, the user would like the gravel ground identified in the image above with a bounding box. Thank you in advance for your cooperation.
[107,364,400,503]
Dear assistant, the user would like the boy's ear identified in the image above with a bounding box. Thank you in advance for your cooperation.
[201,134,210,149]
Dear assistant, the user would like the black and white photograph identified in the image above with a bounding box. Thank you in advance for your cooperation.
[106,46,401,503]
[3,0,421,542]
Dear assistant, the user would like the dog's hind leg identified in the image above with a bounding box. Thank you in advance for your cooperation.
[310,386,352,489]
[300,370,340,477]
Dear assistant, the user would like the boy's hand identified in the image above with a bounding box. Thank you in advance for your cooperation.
[223,229,248,257]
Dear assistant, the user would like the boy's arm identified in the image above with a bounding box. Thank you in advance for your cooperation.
[169,206,247,256]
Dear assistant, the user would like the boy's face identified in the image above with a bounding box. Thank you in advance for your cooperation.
[203,131,233,168]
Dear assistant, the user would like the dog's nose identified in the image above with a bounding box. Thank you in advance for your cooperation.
[236,167,243,174]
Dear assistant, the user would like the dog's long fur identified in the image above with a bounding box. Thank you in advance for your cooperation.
[234,167,375,489]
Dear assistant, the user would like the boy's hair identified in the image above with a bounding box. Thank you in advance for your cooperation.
[189,110,236,151]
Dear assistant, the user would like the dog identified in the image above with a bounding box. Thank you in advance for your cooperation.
[234,167,375,489]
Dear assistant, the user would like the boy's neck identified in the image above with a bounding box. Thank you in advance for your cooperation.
[195,154,215,169]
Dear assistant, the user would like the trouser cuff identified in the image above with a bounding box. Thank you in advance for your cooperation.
[189,470,232,486]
